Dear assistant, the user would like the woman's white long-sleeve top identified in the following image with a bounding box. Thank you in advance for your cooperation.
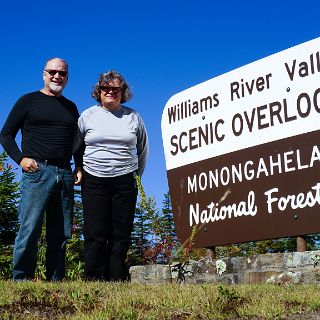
[76,105,149,177]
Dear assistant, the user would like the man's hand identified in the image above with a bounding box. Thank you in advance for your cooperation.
[20,158,38,172]
[74,166,83,185]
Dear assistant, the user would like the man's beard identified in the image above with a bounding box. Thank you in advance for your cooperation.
[49,83,64,93]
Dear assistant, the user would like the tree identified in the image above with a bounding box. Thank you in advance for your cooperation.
[129,191,180,265]
[161,192,179,262]
[129,197,154,265]
[0,151,19,279]
[0,151,19,245]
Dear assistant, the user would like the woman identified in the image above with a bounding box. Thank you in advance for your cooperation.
[75,71,149,281]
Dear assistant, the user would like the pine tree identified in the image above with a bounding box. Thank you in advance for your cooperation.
[129,191,181,265]
[129,199,152,265]
[161,192,179,261]
[0,151,19,245]
[0,151,19,279]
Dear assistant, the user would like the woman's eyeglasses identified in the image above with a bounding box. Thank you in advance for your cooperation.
[99,86,122,93]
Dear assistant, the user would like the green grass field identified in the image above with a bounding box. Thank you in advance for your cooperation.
[1,280,320,319]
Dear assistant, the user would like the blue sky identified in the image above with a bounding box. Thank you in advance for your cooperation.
[0,0,319,206]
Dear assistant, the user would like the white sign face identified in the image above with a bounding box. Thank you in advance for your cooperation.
[162,37,320,171]
[161,37,320,248]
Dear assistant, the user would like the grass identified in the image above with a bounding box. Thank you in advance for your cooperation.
[0,280,320,319]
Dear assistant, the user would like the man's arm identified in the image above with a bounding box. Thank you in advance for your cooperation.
[0,96,29,164]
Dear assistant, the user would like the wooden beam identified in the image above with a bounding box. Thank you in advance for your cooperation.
[296,236,307,252]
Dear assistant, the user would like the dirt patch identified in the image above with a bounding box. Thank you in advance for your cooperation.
[0,300,76,319]
[0,289,77,320]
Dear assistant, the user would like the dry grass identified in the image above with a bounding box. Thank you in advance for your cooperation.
[0,280,320,319]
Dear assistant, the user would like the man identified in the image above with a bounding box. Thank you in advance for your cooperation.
[0,58,81,281]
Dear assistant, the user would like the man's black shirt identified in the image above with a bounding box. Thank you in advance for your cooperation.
[0,91,79,164]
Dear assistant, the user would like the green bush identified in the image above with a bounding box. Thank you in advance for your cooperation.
[0,245,13,280]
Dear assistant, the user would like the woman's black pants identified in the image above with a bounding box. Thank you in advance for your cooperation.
[82,171,138,281]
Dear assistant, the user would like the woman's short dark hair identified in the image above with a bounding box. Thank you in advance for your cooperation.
[91,70,132,103]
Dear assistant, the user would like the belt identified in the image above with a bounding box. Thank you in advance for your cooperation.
[35,159,71,168]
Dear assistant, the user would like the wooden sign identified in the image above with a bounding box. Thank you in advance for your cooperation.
[161,37,320,247]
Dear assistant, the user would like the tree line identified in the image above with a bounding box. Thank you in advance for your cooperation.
[0,151,319,280]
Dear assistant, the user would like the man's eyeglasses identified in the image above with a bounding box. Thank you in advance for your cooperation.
[45,69,68,77]
[99,86,122,93]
